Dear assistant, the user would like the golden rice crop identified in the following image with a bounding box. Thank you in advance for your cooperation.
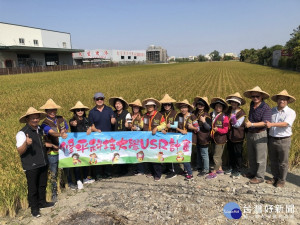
[0,61,299,217]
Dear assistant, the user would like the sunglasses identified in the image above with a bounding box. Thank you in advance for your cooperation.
[251,95,261,99]
[75,108,85,112]
[95,97,104,101]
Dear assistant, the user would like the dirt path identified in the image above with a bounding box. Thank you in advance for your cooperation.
[1,167,300,225]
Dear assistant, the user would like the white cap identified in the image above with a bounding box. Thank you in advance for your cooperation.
[226,97,242,105]
[145,101,156,106]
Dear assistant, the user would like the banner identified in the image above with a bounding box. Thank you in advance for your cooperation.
[58,131,192,168]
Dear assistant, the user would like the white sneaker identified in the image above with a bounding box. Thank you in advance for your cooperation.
[77,180,84,190]
[83,178,95,184]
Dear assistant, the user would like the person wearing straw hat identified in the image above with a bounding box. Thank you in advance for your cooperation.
[243,86,271,184]
[129,99,144,132]
[68,101,94,189]
[140,98,166,181]
[175,100,199,181]
[16,107,54,217]
[225,92,246,178]
[109,97,132,176]
[205,97,229,179]
[159,94,179,179]
[89,92,116,180]
[192,96,212,177]
[265,90,296,188]
[129,99,145,175]
[109,97,132,132]
[40,99,69,202]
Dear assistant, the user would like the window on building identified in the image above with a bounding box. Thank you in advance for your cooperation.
[19,38,25,45]
[134,56,137,59]
[121,56,125,59]
[33,40,39,46]
[62,42,67,48]
[128,56,131,59]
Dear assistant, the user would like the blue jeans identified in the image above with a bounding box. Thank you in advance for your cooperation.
[197,145,209,172]
[48,155,58,200]
[183,163,192,175]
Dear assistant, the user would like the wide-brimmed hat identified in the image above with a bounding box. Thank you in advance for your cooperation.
[129,99,144,109]
[109,97,129,110]
[70,101,90,112]
[271,90,296,104]
[142,98,161,108]
[40,99,62,110]
[193,96,210,110]
[210,97,228,111]
[243,86,269,99]
[19,107,46,123]
[175,99,194,111]
[159,94,176,104]
[226,92,246,105]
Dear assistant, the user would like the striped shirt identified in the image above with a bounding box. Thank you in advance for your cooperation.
[248,101,271,132]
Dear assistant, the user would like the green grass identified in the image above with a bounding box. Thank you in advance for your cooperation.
[0,61,299,217]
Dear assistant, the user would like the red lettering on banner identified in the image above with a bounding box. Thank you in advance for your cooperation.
[169,138,181,152]
[159,139,168,150]
[150,139,158,149]
[116,138,128,150]
[140,139,149,149]
[75,139,88,153]
[128,139,140,150]
[182,139,191,152]
[103,139,110,150]
[96,139,103,150]
[108,138,116,150]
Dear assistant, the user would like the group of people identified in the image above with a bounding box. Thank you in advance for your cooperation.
[16,86,296,217]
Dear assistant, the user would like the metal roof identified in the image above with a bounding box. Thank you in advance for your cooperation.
[0,46,83,53]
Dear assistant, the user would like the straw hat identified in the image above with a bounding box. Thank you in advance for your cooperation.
[142,98,161,108]
[109,97,129,110]
[193,96,210,110]
[19,107,46,123]
[129,99,144,109]
[226,92,246,105]
[159,94,176,104]
[175,99,194,112]
[243,86,270,99]
[40,99,62,110]
[271,90,296,104]
[210,97,228,111]
[69,101,89,112]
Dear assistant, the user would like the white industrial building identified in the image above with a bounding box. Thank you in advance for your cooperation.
[0,22,82,68]
[73,49,146,64]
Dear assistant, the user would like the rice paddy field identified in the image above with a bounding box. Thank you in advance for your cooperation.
[0,61,299,217]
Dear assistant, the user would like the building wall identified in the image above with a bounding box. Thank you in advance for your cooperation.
[41,29,71,49]
[0,23,43,47]
[111,50,146,62]
[0,22,71,49]
[58,53,73,65]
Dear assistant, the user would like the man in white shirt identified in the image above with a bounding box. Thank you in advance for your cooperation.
[265,90,296,188]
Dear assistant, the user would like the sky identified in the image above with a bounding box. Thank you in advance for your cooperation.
[1,0,300,57]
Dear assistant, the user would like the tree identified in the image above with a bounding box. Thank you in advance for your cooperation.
[223,55,234,61]
[198,54,207,62]
[209,50,221,61]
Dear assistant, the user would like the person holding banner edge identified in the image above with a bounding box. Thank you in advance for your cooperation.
[175,99,199,181]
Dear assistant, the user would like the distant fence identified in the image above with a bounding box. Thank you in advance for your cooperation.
[0,63,119,76]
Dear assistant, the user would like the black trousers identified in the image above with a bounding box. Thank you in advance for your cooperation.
[25,165,48,211]
[227,140,243,172]
[149,163,162,178]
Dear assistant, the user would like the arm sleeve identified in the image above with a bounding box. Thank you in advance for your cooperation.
[16,131,26,148]
[232,116,245,128]
[88,112,94,125]
[64,119,69,130]
[170,121,178,129]
[203,117,212,131]
[284,110,296,127]
[157,121,166,131]
[41,124,52,135]
[109,108,115,118]
[216,116,229,134]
